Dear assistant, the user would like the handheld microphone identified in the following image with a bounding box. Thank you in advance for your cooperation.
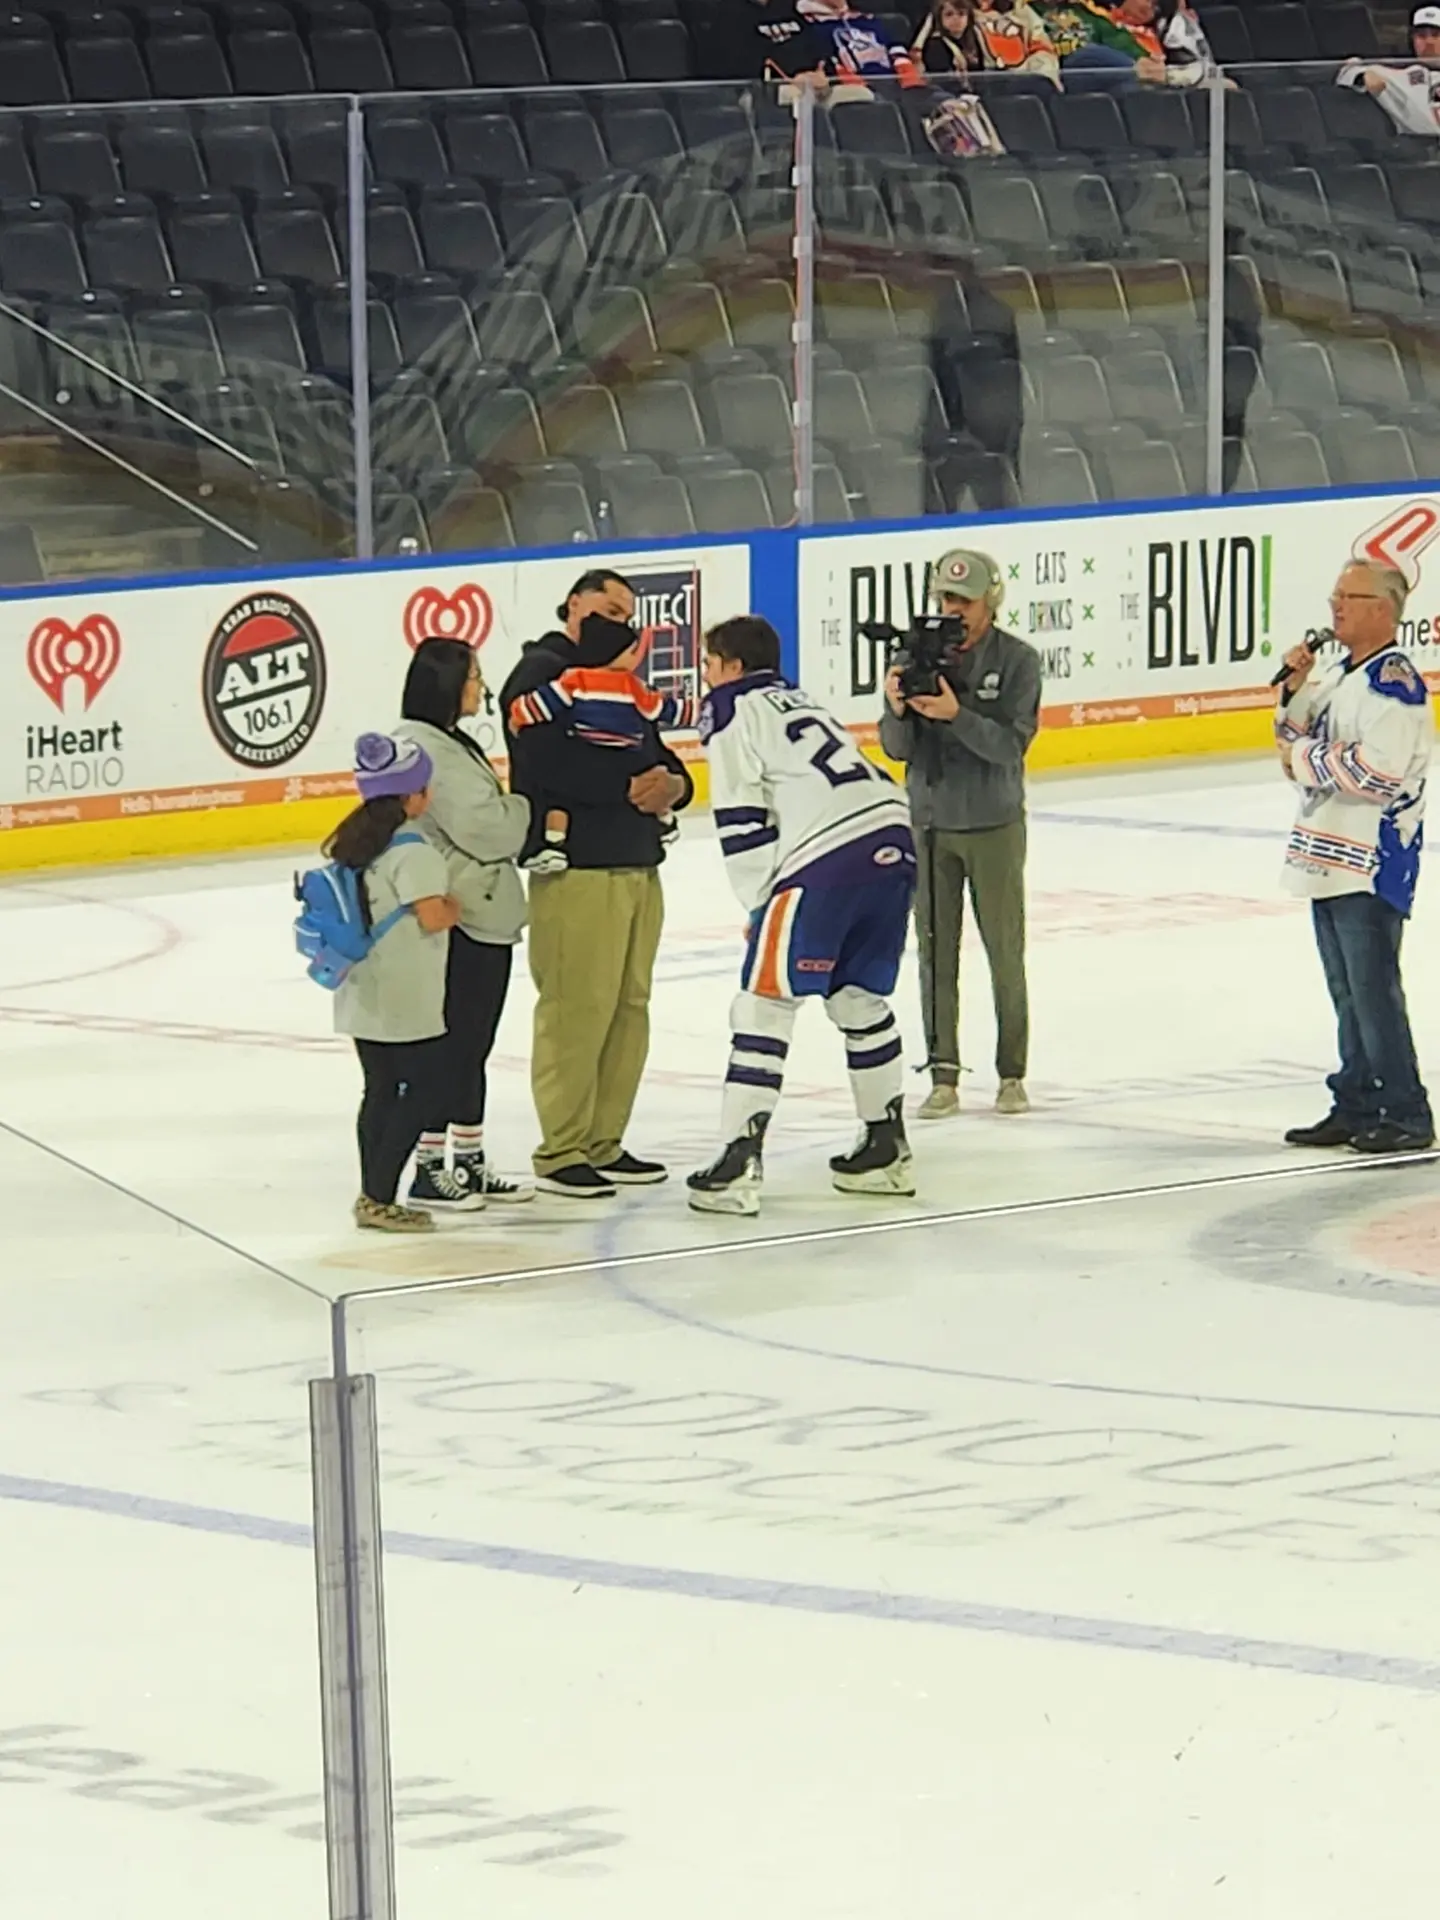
[1270,627,1336,688]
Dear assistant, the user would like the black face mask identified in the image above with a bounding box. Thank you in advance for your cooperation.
[572,612,638,668]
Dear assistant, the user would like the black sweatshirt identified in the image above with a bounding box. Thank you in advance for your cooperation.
[499,633,694,872]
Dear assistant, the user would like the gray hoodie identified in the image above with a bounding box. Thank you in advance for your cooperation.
[398,717,531,945]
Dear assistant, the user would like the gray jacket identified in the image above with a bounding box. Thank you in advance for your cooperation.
[399,718,530,945]
[877,623,1041,833]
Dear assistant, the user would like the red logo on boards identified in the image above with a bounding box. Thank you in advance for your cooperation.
[402,584,493,651]
[26,615,122,712]
[1353,502,1440,588]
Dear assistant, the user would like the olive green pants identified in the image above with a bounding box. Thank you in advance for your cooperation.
[914,819,1029,1084]
[528,867,664,1175]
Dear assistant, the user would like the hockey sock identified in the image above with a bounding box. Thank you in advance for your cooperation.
[720,990,798,1142]
[417,1130,446,1165]
[826,987,903,1124]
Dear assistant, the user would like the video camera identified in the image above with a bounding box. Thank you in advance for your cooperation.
[858,614,969,701]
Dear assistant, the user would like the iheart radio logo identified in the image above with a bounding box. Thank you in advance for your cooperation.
[403,584,493,651]
[27,614,122,712]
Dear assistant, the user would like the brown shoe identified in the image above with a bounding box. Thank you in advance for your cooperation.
[354,1195,435,1233]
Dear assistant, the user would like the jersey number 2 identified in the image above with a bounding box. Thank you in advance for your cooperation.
[785,715,877,788]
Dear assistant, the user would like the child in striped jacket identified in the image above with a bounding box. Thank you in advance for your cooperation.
[508,619,699,872]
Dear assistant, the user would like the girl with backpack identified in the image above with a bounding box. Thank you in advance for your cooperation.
[330,732,460,1234]
[398,637,533,1209]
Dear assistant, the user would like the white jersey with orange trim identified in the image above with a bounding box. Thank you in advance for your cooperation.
[699,669,913,914]
[1276,643,1431,912]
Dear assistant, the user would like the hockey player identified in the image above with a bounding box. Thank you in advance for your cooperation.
[1277,558,1434,1155]
[687,615,918,1216]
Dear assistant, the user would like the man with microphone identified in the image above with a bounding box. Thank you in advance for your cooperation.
[1277,558,1434,1154]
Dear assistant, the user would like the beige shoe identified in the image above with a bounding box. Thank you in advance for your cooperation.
[917,1083,960,1121]
[996,1079,1030,1115]
[354,1195,435,1233]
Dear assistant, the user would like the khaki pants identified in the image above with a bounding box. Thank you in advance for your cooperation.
[528,867,664,1175]
[914,819,1028,1084]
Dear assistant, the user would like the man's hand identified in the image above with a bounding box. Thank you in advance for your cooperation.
[908,679,960,723]
[884,666,908,717]
[1135,54,1167,81]
[1280,643,1316,693]
[629,766,685,816]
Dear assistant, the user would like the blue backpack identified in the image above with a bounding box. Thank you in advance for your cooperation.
[294,830,425,990]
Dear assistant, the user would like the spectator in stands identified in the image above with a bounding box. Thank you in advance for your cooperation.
[912,0,1061,87]
[764,0,926,90]
[1035,0,1167,87]
[1157,0,1225,84]
[1338,9,1440,136]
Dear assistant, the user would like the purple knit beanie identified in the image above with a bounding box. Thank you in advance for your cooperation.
[353,732,433,801]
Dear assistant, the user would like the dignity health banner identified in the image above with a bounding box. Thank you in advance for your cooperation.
[797,492,1440,735]
[0,543,750,842]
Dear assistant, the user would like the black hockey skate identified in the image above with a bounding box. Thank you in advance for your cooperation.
[687,1114,768,1216]
[830,1097,916,1197]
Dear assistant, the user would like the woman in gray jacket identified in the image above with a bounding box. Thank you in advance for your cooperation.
[400,638,532,1208]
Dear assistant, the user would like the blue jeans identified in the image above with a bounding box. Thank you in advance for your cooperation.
[1312,892,1432,1133]
[1059,43,1138,91]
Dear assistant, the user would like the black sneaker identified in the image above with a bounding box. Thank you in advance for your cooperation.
[456,1152,534,1204]
[1284,1114,1358,1149]
[687,1115,767,1216]
[536,1164,617,1198]
[595,1150,668,1185]
[1350,1122,1436,1155]
[830,1097,917,1197]
[408,1159,486,1212]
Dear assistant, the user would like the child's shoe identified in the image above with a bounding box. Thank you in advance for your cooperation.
[523,845,569,874]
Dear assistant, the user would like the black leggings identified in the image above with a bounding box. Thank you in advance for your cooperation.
[354,1035,450,1205]
[441,934,514,1129]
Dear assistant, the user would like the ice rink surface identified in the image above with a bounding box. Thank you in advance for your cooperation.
[4,754,1440,1919]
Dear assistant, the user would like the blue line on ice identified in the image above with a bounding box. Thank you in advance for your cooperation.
[3,1469,1435,1696]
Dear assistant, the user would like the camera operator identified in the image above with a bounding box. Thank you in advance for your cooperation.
[880,548,1041,1118]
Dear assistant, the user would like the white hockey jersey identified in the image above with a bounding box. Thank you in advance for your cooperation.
[700,670,913,912]
[1337,61,1440,137]
[1276,644,1431,913]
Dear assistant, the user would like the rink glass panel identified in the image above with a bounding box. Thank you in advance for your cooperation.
[1224,58,1440,501]
[0,1122,328,1920]
[360,80,802,555]
[340,1163,1440,1919]
[0,97,357,588]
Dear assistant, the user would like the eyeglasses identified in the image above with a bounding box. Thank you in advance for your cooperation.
[1330,592,1384,604]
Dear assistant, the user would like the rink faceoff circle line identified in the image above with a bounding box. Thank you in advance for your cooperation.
[0,882,183,994]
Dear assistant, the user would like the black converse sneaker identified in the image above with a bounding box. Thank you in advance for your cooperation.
[407,1158,486,1212]
[687,1114,768,1217]
[456,1152,534,1204]
[830,1097,917,1197]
